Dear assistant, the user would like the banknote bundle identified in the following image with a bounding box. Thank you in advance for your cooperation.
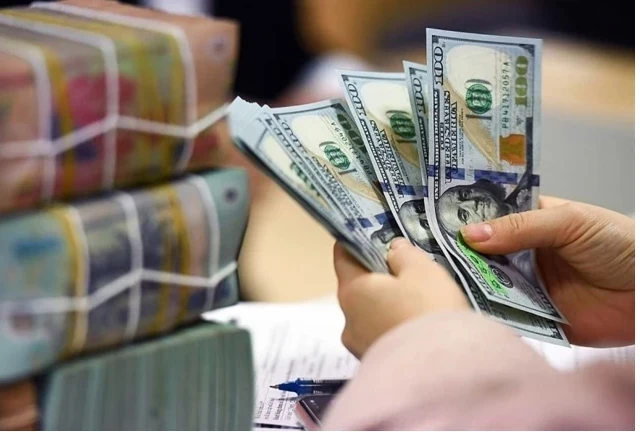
[0,322,253,430]
[40,321,253,430]
[0,0,239,215]
[0,168,249,382]
[229,28,571,346]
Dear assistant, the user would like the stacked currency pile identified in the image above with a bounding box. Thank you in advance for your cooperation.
[0,0,253,429]
[41,322,253,430]
[229,28,570,347]
[0,168,249,381]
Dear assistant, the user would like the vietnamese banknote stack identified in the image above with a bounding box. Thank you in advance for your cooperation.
[0,168,249,381]
[229,28,570,346]
[0,0,254,430]
[0,169,253,430]
[0,0,239,215]
[40,321,253,430]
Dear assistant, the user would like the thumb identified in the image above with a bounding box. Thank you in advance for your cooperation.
[386,237,445,282]
[460,203,585,255]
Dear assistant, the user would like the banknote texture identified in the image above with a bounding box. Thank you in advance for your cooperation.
[270,100,401,269]
[426,29,565,323]
[262,112,386,271]
[406,61,567,345]
[339,70,460,279]
[227,98,383,272]
[339,72,438,254]
[42,322,254,430]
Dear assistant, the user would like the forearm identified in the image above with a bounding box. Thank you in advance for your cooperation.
[323,311,634,430]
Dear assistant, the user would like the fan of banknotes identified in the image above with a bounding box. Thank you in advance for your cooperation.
[228,28,570,346]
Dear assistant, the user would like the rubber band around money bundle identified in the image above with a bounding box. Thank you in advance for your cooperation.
[0,4,226,200]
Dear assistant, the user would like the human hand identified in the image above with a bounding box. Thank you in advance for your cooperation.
[334,238,470,358]
[461,196,635,347]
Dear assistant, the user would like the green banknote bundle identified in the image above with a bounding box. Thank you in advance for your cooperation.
[0,168,249,382]
[228,28,570,346]
[40,321,254,430]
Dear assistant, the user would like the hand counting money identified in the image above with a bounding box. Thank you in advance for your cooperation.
[228,28,569,346]
[423,29,565,323]
[404,61,567,345]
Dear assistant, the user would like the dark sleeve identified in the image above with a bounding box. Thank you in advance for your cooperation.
[212,0,313,103]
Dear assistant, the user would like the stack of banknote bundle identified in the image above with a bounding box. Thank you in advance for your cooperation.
[1,320,254,430]
[0,0,253,430]
[0,168,249,380]
[40,322,253,430]
[229,28,571,347]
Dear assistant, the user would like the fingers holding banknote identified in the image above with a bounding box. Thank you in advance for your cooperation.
[334,239,469,358]
[461,196,635,347]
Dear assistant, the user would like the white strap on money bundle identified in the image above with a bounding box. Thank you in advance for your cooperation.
[228,28,571,346]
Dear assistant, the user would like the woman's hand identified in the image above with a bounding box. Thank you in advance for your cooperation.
[461,196,635,347]
[334,238,469,358]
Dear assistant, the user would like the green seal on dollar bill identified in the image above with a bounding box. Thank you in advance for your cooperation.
[465,83,492,114]
[321,143,352,171]
[387,110,416,139]
[456,232,509,297]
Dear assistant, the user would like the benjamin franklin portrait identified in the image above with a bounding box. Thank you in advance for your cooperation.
[397,199,442,255]
[435,172,537,284]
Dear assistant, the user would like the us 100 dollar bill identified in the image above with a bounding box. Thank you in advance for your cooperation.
[227,98,384,272]
[404,60,567,346]
[425,28,566,323]
[270,100,402,266]
[339,72,432,251]
[263,110,389,271]
[338,70,460,280]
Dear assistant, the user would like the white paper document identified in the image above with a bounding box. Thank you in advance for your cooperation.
[204,300,358,430]
[523,337,634,371]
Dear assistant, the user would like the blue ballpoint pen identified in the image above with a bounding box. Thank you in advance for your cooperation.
[270,378,348,396]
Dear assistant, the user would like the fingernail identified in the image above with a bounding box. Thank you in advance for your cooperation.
[389,237,410,250]
[461,223,493,242]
